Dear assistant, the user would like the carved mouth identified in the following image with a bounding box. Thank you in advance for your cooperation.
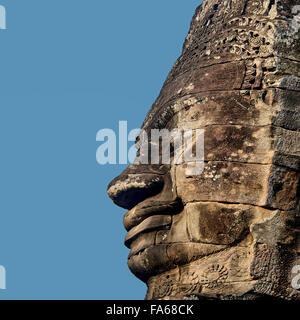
[124,215,172,248]
[123,198,183,249]
[123,198,183,231]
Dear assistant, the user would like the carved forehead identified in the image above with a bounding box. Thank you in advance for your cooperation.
[141,0,300,133]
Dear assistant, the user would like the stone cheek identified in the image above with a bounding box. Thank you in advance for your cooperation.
[176,163,299,212]
[176,162,269,206]
[186,202,250,245]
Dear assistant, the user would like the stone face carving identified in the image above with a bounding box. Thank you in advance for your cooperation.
[107,0,300,300]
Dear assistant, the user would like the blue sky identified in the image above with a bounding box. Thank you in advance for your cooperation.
[0,0,202,299]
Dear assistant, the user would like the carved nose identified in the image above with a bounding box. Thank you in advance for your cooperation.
[107,164,168,210]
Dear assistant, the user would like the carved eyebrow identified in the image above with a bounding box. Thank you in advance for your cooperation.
[142,104,177,132]
[141,92,201,133]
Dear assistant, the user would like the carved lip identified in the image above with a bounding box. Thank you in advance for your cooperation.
[123,198,183,232]
[124,215,172,248]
